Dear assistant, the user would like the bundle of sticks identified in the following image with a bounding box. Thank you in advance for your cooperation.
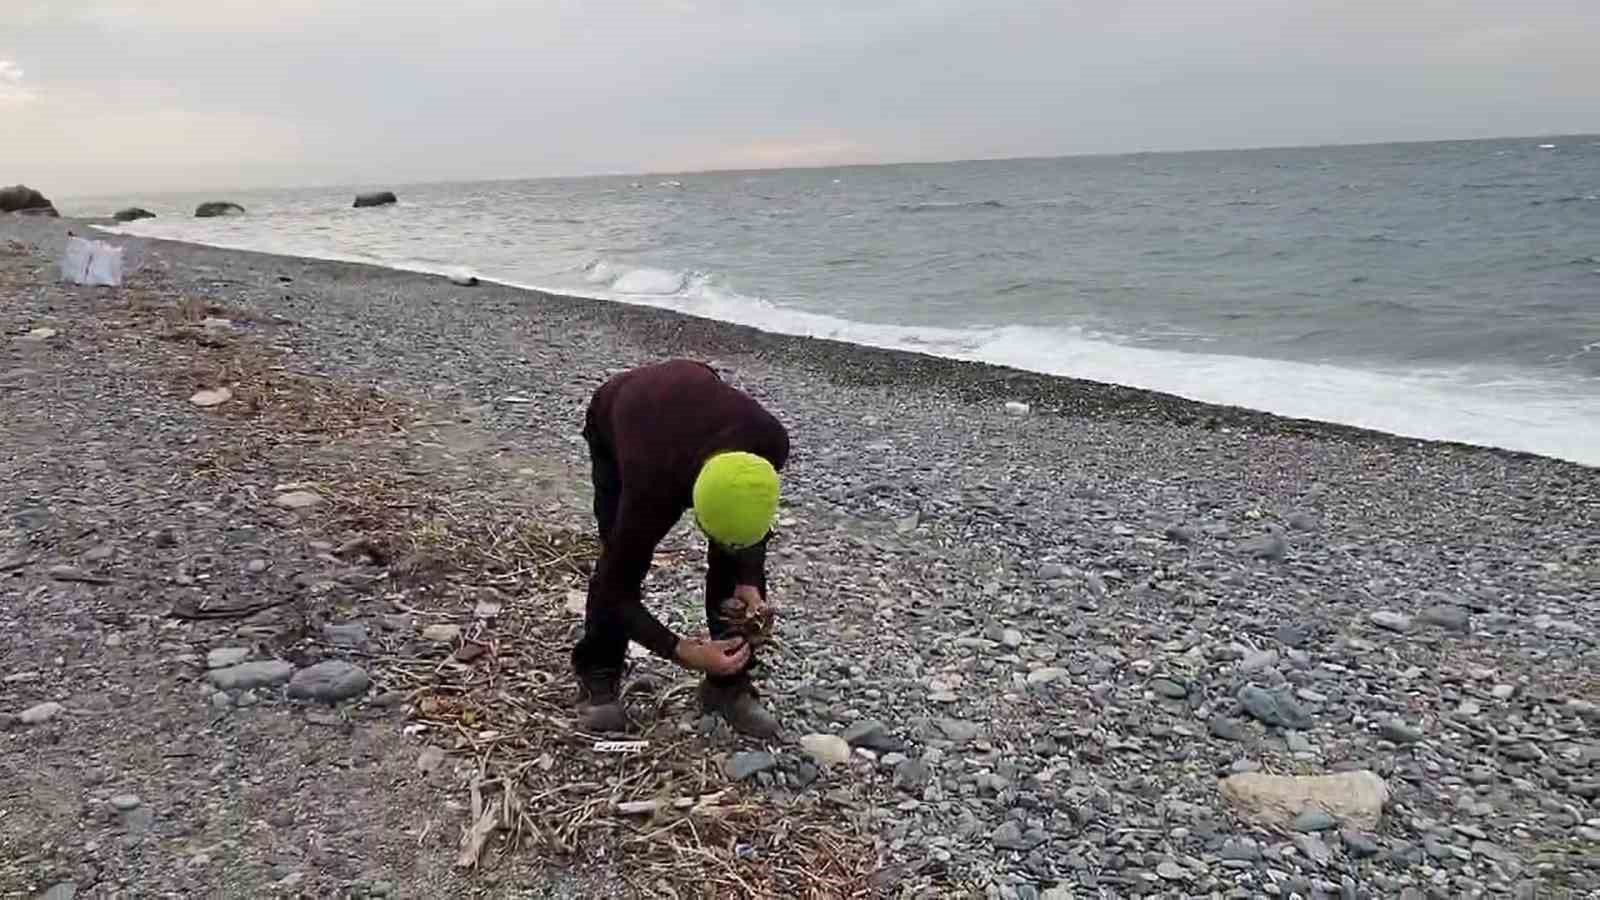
[720,595,776,648]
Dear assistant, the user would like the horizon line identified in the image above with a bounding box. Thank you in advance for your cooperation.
[56,129,1599,200]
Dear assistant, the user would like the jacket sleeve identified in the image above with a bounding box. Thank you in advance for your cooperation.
[589,493,682,661]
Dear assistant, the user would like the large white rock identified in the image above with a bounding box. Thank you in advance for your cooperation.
[799,734,852,768]
[1219,770,1390,830]
[273,490,323,510]
[189,387,233,408]
[20,701,64,725]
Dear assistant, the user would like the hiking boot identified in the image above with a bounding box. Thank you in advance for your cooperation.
[576,667,627,734]
[700,678,780,738]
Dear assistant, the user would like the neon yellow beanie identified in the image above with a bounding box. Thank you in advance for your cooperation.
[692,451,780,550]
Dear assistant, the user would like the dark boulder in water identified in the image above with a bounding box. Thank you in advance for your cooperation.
[0,184,55,215]
[114,207,156,222]
[195,201,245,218]
[353,191,397,208]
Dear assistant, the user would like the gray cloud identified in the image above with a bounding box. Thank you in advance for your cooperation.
[7,0,1597,196]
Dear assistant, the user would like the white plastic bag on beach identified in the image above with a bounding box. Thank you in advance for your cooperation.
[59,235,124,286]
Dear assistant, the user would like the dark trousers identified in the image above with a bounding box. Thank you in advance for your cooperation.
[573,423,758,686]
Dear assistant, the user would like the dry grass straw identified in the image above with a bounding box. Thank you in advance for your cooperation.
[343,495,881,898]
[101,269,419,472]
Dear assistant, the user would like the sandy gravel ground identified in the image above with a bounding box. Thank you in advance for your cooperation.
[2,214,1597,899]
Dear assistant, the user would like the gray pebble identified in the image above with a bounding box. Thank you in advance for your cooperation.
[109,794,142,812]
[1275,622,1314,648]
[121,806,154,835]
[287,661,371,703]
[1156,860,1188,881]
[842,718,904,752]
[894,758,932,792]
[1369,611,1413,633]
[1237,685,1313,729]
[1164,524,1197,544]
[1293,834,1333,866]
[1150,677,1188,699]
[1210,717,1248,742]
[1240,649,1279,673]
[321,623,369,647]
[1379,719,1424,744]
[726,751,776,781]
[1419,605,1470,631]
[206,647,251,669]
[1293,809,1338,832]
[1219,838,1262,861]
[937,718,980,744]
[208,661,293,691]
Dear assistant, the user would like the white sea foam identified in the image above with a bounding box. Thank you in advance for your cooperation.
[566,260,1600,468]
[93,221,1600,468]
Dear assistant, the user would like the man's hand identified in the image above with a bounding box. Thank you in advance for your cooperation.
[675,636,751,676]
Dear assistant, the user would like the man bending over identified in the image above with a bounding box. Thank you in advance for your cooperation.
[574,358,787,737]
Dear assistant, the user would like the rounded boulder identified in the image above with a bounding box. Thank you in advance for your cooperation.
[0,184,54,214]
[353,191,397,208]
[287,661,371,703]
[194,201,245,218]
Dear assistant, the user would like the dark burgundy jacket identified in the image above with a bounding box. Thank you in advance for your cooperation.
[585,360,789,659]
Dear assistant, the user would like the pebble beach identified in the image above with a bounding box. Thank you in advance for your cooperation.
[2,212,1598,898]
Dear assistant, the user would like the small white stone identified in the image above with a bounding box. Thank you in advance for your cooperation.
[1491,684,1515,700]
[1369,611,1412,632]
[417,745,446,774]
[1004,400,1031,416]
[189,387,233,408]
[19,701,64,725]
[273,490,322,509]
[799,734,852,767]
[109,794,142,812]
[1240,650,1280,673]
[206,648,250,669]
[421,624,460,643]
[1027,667,1068,686]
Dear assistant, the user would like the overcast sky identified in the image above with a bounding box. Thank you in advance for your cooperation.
[5,0,1597,196]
